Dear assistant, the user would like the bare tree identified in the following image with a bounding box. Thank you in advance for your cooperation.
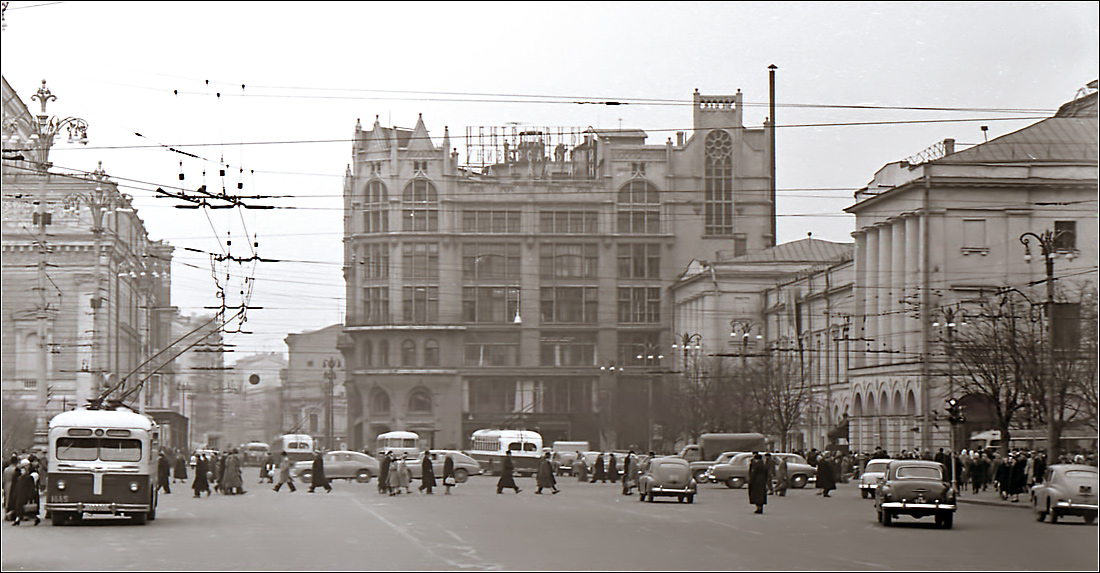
[2,399,36,454]
[1046,285,1099,458]
[746,345,812,451]
[659,356,741,446]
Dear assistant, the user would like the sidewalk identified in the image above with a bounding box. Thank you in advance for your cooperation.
[954,486,1032,509]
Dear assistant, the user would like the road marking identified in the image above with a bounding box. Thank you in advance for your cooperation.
[352,498,501,571]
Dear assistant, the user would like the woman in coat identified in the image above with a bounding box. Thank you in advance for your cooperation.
[222,450,245,495]
[442,454,456,495]
[607,453,618,483]
[273,453,297,493]
[308,451,332,493]
[536,452,559,494]
[419,452,437,494]
[574,452,588,483]
[816,453,837,497]
[10,461,40,526]
[496,450,521,494]
[378,452,392,495]
[590,453,606,483]
[192,455,211,497]
[747,453,768,514]
[174,450,189,483]
[774,456,789,497]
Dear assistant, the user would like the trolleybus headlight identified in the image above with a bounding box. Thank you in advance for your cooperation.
[129,481,140,492]
[56,480,66,490]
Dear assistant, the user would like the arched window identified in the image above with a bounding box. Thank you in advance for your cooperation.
[616,180,659,234]
[370,388,391,415]
[424,339,440,367]
[402,179,438,232]
[408,388,433,414]
[379,339,390,367]
[360,340,372,368]
[401,339,417,367]
[704,129,733,236]
[893,390,903,416]
[362,180,388,233]
[907,390,917,416]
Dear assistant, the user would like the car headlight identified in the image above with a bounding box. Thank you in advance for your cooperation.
[56,480,66,491]
[130,481,141,492]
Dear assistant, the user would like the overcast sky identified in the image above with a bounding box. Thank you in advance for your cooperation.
[2,1,1097,359]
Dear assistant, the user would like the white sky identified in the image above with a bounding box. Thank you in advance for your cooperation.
[2,1,1097,359]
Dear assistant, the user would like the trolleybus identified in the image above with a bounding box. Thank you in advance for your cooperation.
[468,429,543,476]
[375,430,421,459]
[271,434,315,463]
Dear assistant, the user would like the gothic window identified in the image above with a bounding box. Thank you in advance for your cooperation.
[401,340,417,367]
[616,180,660,234]
[402,179,438,231]
[362,180,388,233]
[370,388,391,415]
[408,388,433,414]
[704,129,734,236]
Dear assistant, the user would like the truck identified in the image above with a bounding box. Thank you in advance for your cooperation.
[675,433,767,480]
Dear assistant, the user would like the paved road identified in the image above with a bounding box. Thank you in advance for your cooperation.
[3,475,1096,571]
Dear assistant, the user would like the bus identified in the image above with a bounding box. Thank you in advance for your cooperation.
[468,429,543,476]
[45,404,160,525]
[970,429,1098,453]
[241,442,270,466]
[376,431,421,459]
[271,434,315,463]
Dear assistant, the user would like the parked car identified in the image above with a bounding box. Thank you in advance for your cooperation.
[859,459,891,498]
[703,452,816,489]
[293,451,379,483]
[637,456,697,503]
[551,451,581,476]
[407,450,483,483]
[874,460,956,528]
[1031,464,1099,524]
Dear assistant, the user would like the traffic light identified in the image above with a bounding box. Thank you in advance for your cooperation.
[945,398,965,425]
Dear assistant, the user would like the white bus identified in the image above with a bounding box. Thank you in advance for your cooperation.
[468,429,543,476]
[376,431,421,459]
[272,434,314,463]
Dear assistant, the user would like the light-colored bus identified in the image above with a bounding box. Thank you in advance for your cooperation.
[46,405,160,525]
[241,442,270,466]
[376,431,421,459]
[271,434,315,463]
[469,429,543,476]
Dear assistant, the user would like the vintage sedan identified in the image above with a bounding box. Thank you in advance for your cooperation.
[704,452,816,489]
[875,460,956,528]
[293,451,379,483]
[638,456,697,503]
[859,459,891,498]
[1032,464,1099,524]
[407,450,484,483]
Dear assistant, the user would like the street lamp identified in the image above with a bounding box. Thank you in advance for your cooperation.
[933,304,968,492]
[730,320,761,432]
[322,357,341,451]
[1019,229,1072,462]
[4,80,90,442]
[634,344,664,453]
[672,333,703,440]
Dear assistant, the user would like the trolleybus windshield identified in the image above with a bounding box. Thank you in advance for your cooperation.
[55,437,143,462]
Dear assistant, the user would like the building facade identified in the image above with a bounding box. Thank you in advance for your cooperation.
[284,325,346,450]
[341,90,775,452]
[844,93,1098,455]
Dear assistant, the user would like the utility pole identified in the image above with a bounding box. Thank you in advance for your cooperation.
[322,357,341,452]
[768,64,778,247]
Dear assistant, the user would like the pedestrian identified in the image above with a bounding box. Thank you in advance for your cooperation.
[1010,453,1027,502]
[3,454,17,521]
[260,452,275,484]
[765,453,776,495]
[223,449,245,495]
[174,449,189,484]
[378,451,392,495]
[156,450,172,495]
[308,450,332,493]
[621,451,636,495]
[496,450,522,494]
[273,452,297,492]
[574,451,588,483]
[816,452,837,497]
[774,455,789,497]
[747,452,768,514]
[397,454,413,494]
[591,453,606,483]
[419,451,436,494]
[213,452,226,494]
[536,451,559,494]
[192,454,211,497]
[607,452,619,483]
[10,460,39,526]
[442,453,457,495]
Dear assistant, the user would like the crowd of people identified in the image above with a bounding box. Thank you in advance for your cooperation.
[3,453,43,526]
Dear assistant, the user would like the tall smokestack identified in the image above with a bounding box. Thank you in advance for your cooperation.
[768,64,777,248]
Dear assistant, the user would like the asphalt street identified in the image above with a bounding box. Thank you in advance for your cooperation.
[2,474,1097,571]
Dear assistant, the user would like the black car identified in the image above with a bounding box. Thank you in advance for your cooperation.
[874,459,957,528]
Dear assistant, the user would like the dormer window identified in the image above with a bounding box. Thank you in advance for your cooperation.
[413,160,429,176]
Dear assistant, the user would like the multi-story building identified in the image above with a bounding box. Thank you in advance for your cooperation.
[341,90,775,452]
[284,325,346,450]
[164,311,225,450]
[2,76,174,446]
[844,87,1098,454]
[221,351,289,447]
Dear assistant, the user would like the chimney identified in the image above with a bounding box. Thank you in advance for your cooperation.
[676,131,685,146]
[943,138,955,156]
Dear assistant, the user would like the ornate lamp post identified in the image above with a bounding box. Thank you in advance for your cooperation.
[322,357,341,451]
[633,344,664,452]
[933,305,968,492]
[672,333,703,440]
[4,80,90,441]
[730,320,761,433]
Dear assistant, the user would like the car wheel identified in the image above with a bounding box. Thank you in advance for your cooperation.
[646,492,654,503]
[454,469,469,484]
[724,477,739,489]
[1085,514,1096,525]
[686,494,694,504]
[1050,509,1059,524]
[301,471,312,482]
[639,489,646,502]
[355,470,372,484]
[131,512,147,525]
[882,510,893,527]
[791,474,808,489]
[50,511,68,526]
[938,513,953,529]
[677,495,684,503]
[692,469,706,482]
[1035,500,1047,522]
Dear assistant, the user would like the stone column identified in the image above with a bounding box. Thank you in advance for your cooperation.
[891,220,906,360]
[905,215,922,354]
[877,224,892,365]
[865,228,879,367]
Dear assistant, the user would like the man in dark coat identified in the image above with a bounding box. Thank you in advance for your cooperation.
[442,453,456,495]
[496,450,522,494]
[590,453,606,483]
[747,453,768,514]
[816,453,837,497]
[174,450,189,483]
[378,452,392,495]
[621,451,636,495]
[156,451,172,495]
[607,453,618,483]
[536,451,559,494]
[419,452,437,494]
[11,461,40,526]
[192,455,210,497]
[309,451,332,493]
